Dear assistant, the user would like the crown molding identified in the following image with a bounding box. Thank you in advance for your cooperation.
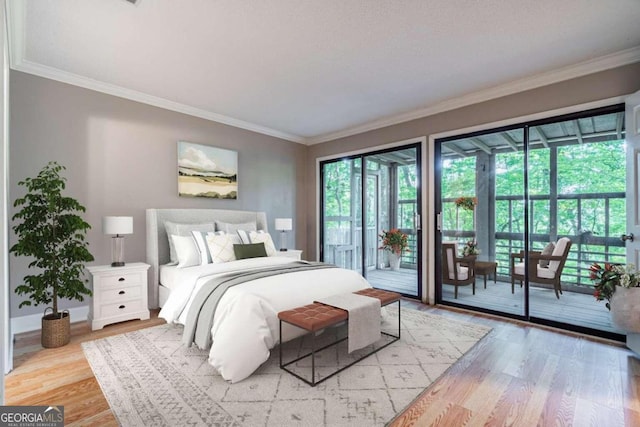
[13,60,306,143]
[307,46,640,144]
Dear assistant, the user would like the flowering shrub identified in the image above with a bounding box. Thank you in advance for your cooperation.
[462,240,480,257]
[454,197,477,211]
[590,262,640,310]
[379,228,410,255]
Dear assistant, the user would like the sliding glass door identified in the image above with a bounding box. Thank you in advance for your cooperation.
[436,105,627,338]
[321,158,362,271]
[321,144,421,298]
[438,128,526,316]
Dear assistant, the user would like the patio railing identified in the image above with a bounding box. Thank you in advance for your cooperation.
[323,225,418,271]
[495,238,626,290]
[444,191,627,291]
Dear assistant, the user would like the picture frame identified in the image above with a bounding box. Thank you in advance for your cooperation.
[177,141,238,199]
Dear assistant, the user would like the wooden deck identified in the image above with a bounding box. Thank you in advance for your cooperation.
[367,267,418,296]
[367,268,621,334]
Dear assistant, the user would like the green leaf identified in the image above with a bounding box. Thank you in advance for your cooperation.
[10,162,94,316]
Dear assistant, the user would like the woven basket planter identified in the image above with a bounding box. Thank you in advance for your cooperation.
[41,308,70,348]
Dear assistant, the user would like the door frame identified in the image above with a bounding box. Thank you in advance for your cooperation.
[428,96,628,307]
[1,0,9,404]
[624,90,640,353]
[625,90,640,268]
[316,137,426,300]
[431,100,627,340]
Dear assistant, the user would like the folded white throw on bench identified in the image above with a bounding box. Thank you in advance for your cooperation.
[315,293,381,353]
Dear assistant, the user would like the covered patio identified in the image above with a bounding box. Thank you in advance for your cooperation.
[367,267,619,334]
[435,106,626,336]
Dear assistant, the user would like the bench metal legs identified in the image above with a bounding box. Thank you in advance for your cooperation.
[279,300,401,387]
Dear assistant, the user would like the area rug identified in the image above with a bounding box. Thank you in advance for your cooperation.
[82,307,491,426]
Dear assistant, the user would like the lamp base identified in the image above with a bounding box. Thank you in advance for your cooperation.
[279,231,288,252]
[111,236,126,268]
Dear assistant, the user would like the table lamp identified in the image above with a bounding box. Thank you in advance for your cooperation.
[103,216,133,267]
[274,218,292,251]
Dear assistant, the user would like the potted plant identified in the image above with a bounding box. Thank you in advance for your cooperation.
[10,162,94,348]
[454,197,477,238]
[590,262,640,333]
[454,197,477,211]
[461,240,480,257]
[379,228,410,271]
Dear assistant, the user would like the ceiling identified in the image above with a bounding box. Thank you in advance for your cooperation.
[7,0,640,145]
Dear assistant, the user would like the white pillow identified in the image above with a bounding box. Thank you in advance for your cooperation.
[215,220,257,233]
[191,230,217,265]
[236,229,251,244]
[206,233,237,263]
[538,242,555,268]
[170,235,200,268]
[249,231,277,257]
[164,221,216,263]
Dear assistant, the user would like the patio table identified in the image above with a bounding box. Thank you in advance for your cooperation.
[475,260,498,289]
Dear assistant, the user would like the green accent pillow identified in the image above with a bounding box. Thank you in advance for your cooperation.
[233,243,268,259]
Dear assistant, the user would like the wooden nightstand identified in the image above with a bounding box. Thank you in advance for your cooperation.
[276,249,303,260]
[87,262,150,330]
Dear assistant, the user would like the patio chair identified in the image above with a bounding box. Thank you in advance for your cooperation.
[442,242,476,299]
[510,237,572,299]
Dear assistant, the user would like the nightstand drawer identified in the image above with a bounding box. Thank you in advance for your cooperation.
[99,299,145,318]
[87,262,150,330]
[99,285,142,304]
[100,272,143,289]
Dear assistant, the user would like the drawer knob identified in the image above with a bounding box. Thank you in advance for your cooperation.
[118,277,125,282]
[118,290,125,295]
[119,305,125,309]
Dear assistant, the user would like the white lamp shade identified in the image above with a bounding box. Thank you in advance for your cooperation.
[103,216,133,235]
[275,218,292,231]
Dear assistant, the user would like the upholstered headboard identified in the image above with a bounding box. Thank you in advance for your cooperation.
[145,208,268,308]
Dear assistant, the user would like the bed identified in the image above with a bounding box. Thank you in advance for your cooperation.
[145,208,371,383]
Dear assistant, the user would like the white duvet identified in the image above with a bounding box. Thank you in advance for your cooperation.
[159,257,370,383]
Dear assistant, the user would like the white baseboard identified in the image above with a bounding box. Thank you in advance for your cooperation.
[10,305,89,335]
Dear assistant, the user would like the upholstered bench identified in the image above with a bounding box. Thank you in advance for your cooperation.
[278,288,401,386]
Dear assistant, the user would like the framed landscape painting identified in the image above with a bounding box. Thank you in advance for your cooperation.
[177,141,238,199]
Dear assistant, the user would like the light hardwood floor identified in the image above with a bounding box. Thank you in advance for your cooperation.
[5,303,640,426]
[394,301,640,426]
[5,312,165,426]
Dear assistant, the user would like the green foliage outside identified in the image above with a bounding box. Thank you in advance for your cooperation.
[323,154,418,265]
[10,162,95,317]
[323,158,417,222]
[398,164,417,229]
[323,159,355,220]
[320,134,627,288]
[443,138,627,286]
[442,157,476,232]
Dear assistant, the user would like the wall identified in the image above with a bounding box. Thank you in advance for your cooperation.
[1,0,9,397]
[9,61,640,319]
[9,71,307,318]
[306,62,640,294]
